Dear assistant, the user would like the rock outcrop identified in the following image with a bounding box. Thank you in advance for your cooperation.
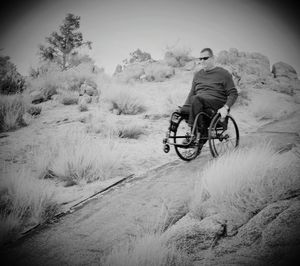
[272,61,298,80]
[216,48,300,96]
[162,191,300,265]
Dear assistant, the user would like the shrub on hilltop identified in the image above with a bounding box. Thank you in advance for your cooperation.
[144,61,175,82]
[114,49,153,82]
[114,48,176,83]
[164,45,193,68]
[123,49,152,65]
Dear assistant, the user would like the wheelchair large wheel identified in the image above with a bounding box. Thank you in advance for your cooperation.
[174,117,200,161]
[208,114,239,158]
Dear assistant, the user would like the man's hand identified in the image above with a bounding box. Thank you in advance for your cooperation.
[218,105,229,121]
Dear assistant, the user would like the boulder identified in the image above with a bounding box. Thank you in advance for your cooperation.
[202,198,300,265]
[163,213,226,260]
[262,199,300,248]
[79,82,99,96]
[78,94,92,105]
[272,62,298,80]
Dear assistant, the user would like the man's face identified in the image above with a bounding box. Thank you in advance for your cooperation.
[199,51,214,71]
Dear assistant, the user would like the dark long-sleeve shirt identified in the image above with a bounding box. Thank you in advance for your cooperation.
[184,66,238,108]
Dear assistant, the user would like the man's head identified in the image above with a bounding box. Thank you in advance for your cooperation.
[199,48,215,71]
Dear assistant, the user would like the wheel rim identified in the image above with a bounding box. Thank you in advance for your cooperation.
[174,117,199,161]
[209,114,239,157]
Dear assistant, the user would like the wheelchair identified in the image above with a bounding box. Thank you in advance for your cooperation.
[163,107,239,161]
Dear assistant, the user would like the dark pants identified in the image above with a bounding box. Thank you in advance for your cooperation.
[181,95,226,134]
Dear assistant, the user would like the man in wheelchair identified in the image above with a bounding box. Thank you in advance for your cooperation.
[179,48,238,148]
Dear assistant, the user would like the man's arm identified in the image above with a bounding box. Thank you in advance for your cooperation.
[225,87,238,109]
[218,71,238,119]
[224,71,238,109]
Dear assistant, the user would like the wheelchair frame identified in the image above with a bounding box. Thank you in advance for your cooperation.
[163,108,239,161]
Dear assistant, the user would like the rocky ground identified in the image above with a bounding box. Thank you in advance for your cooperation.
[1,109,300,266]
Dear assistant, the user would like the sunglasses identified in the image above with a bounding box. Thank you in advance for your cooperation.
[199,56,210,61]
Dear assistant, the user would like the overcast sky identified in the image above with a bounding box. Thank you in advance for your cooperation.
[0,0,299,76]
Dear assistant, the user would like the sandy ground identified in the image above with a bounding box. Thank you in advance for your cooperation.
[1,103,300,265]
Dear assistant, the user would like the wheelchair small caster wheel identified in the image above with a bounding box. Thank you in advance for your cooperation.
[163,144,170,153]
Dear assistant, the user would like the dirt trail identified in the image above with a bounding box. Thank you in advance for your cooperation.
[2,110,300,266]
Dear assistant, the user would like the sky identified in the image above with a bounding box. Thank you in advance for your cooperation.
[0,0,299,76]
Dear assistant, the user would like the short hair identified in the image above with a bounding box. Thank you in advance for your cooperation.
[200,48,214,57]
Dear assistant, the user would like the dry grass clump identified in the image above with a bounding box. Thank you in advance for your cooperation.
[190,142,300,229]
[0,94,29,131]
[105,85,147,115]
[0,167,58,245]
[33,131,125,184]
[85,114,145,139]
[116,123,145,139]
[103,233,191,266]
[59,90,79,105]
[102,203,191,266]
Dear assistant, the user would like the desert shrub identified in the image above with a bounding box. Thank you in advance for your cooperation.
[85,114,145,139]
[144,62,175,82]
[164,46,192,67]
[0,94,29,131]
[115,123,145,139]
[107,87,147,115]
[59,90,79,105]
[0,167,58,245]
[34,132,125,184]
[190,143,300,231]
[0,55,26,94]
[124,49,152,64]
